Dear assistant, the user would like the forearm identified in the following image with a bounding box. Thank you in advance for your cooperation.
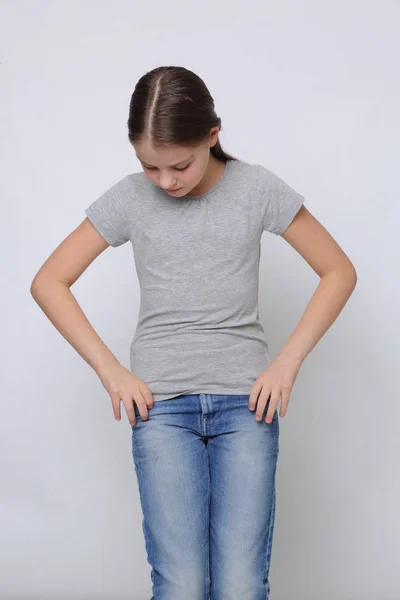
[30,275,120,375]
[276,266,357,363]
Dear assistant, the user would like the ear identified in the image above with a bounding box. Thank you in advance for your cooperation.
[209,126,220,146]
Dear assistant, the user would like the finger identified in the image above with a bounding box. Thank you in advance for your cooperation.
[110,392,122,421]
[132,389,150,422]
[249,378,263,411]
[279,388,291,418]
[255,391,271,421]
[139,385,154,409]
[121,394,138,426]
[265,390,280,423]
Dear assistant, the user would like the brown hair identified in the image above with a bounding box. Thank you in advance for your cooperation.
[127,66,238,163]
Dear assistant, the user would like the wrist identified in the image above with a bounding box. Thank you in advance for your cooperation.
[275,348,306,365]
[94,355,120,376]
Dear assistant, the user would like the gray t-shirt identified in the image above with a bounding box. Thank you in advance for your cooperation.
[84,158,305,402]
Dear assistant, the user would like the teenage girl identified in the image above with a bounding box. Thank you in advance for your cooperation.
[30,65,357,600]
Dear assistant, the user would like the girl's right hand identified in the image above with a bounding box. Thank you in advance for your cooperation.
[96,361,154,425]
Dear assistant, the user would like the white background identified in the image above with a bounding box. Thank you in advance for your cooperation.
[2,1,399,598]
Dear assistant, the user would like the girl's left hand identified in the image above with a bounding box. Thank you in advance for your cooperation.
[249,354,303,423]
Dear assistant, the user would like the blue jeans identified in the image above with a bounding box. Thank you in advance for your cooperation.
[131,393,279,600]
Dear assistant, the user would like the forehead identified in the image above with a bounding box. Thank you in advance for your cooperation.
[134,141,200,166]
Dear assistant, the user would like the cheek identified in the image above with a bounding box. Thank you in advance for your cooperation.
[148,173,158,184]
[147,171,165,185]
[175,171,192,185]
[182,171,193,181]
[187,166,202,182]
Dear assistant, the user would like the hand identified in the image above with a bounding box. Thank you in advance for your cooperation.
[96,361,154,425]
[249,354,303,423]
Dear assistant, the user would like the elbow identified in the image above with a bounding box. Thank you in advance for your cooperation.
[339,261,358,294]
[30,270,70,300]
[30,271,55,300]
[30,275,43,300]
[346,261,358,287]
[322,259,358,292]
[30,273,39,297]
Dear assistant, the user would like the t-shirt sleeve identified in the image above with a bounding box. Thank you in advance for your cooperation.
[84,175,131,247]
[257,165,305,235]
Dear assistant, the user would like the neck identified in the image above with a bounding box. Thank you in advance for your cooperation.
[187,156,226,196]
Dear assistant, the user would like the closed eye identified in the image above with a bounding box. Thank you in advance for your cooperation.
[144,164,190,171]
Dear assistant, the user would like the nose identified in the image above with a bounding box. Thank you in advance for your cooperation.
[159,175,178,190]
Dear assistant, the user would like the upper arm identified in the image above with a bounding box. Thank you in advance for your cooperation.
[280,205,357,278]
[31,217,111,289]
[31,174,135,290]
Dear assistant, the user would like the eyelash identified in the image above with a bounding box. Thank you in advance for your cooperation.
[144,164,190,171]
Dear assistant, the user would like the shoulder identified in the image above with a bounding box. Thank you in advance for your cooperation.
[249,162,305,235]
[229,159,280,190]
[252,163,284,192]
[225,159,260,194]
[228,158,259,176]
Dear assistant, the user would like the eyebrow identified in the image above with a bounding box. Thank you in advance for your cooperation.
[136,154,194,168]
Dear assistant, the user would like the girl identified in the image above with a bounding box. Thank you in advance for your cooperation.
[30,65,357,599]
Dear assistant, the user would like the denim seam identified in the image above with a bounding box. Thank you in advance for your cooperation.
[206,451,211,597]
